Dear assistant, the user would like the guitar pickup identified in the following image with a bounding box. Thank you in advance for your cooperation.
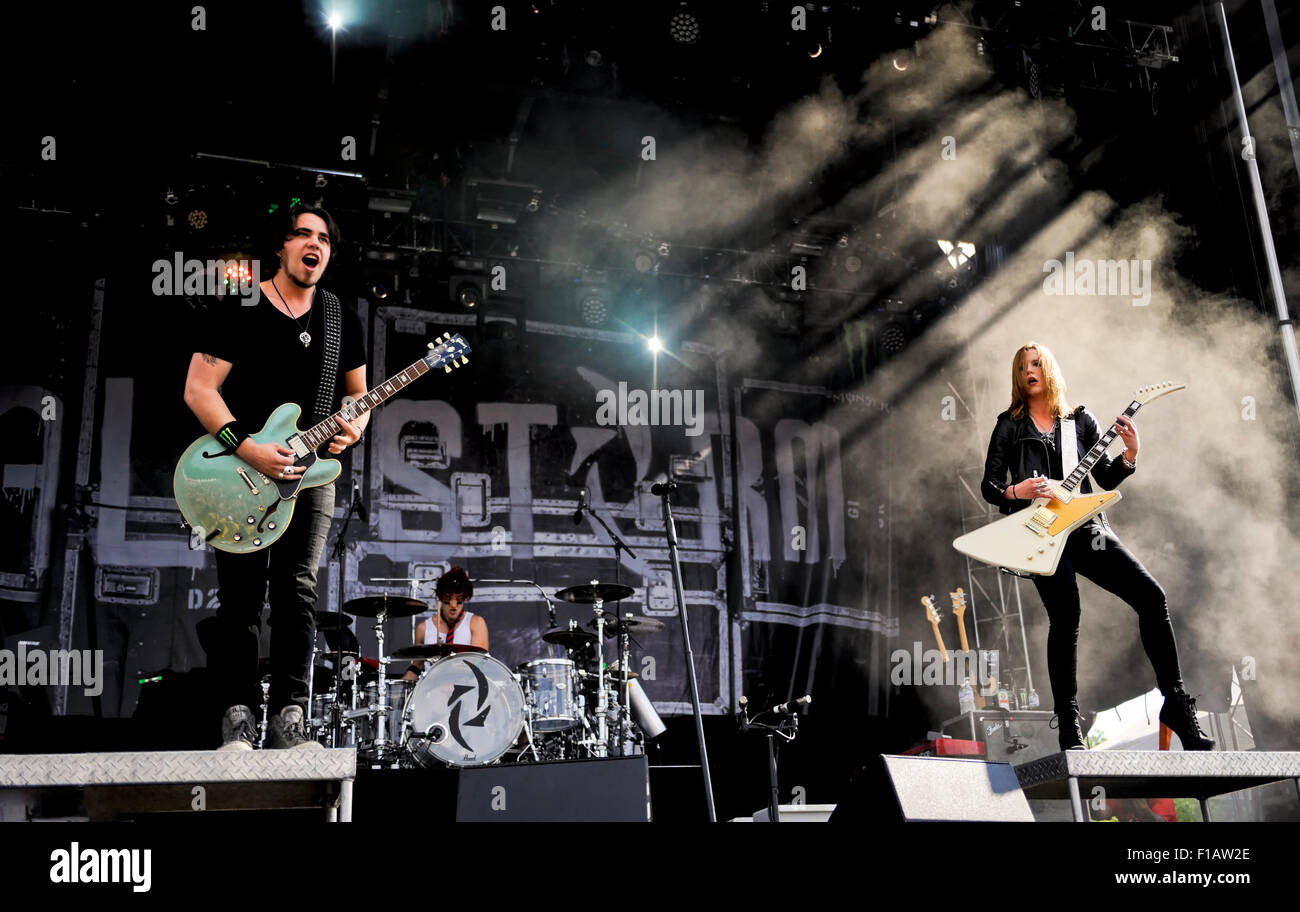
[287,435,311,458]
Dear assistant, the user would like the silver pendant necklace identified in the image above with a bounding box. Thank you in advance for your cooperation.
[271,278,312,347]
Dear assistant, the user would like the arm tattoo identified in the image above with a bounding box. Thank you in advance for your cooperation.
[201,354,217,366]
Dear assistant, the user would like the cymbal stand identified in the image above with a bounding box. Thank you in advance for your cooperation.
[257,677,271,749]
[592,585,609,758]
[372,603,395,760]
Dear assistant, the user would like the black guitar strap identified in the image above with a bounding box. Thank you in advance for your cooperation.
[312,288,343,425]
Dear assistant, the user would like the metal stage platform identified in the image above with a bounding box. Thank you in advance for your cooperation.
[1014,750,1300,822]
[0,749,357,822]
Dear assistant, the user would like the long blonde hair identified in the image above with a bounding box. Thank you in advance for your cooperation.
[1008,342,1071,419]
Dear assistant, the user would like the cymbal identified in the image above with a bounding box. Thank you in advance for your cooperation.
[555,583,635,604]
[589,615,666,636]
[541,626,597,648]
[343,595,428,618]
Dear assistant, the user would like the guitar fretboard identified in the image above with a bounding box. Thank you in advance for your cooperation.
[297,358,432,450]
[1059,401,1141,494]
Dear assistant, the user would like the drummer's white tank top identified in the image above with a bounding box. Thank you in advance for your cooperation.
[423,610,475,645]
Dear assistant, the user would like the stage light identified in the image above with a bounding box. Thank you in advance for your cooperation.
[585,49,603,67]
[188,209,208,229]
[892,56,909,72]
[456,281,481,309]
[656,242,671,258]
[633,250,656,273]
[327,12,342,31]
[936,239,976,269]
[580,294,607,327]
[844,254,863,273]
[669,8,700,45]
[164,189,178,206]
[370,282,388,300]
[808,42,823,58]
[647,335,663,353]
[879,321,908,355]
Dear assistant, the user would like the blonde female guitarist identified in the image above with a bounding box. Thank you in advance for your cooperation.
[979,343,1212,752]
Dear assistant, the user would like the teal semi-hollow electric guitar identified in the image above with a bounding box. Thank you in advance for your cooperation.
[174,333,470,554]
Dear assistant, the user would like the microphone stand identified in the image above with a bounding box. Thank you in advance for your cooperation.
[325,490,363,747]
[654,481,716,822]
[739,702,802,823]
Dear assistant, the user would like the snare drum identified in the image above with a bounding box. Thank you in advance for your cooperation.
[357,678,415,746]
[518,658,580,731]
[405,653,525,767]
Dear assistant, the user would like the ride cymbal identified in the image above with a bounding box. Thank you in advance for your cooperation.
[343,595,428,618]
[555,583,634,604]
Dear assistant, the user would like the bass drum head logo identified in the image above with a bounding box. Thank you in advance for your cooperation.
[406,654,524,766]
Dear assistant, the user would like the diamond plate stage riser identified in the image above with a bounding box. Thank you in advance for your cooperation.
[0,749,356,788]
[1014,751,1300,797]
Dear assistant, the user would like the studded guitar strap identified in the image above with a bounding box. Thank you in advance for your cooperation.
[311,288,343,425]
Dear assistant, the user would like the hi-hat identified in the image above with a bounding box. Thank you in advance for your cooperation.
[542,626,597,648]
[343,595,428,618]
[555,583,634,604]
[589,615,666,636]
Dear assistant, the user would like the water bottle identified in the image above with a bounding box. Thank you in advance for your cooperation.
[958,678,975,714]
[1028,688,1041,709]
[997,680,1010,711]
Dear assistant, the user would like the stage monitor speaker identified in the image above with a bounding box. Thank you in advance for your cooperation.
[456,755,650,822]
[881,754,1034,821]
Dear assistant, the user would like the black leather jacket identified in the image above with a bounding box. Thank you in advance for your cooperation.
[980,405,1135,517]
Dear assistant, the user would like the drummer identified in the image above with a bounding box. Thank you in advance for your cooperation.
[402,567,488,680]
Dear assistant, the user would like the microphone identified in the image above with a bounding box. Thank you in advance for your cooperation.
[771,695,812,714]
[573,487,588,525]
[353,488,368,523]
[650,480,677,495]
[410,724,446,743]
[737,694,749,732]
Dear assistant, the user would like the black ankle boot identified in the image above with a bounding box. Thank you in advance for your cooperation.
[1053,704,1087,751]
[1159,690,1215,751]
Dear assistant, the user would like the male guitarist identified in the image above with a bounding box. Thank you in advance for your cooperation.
[979,342,1212,752]
[183,206,368,749]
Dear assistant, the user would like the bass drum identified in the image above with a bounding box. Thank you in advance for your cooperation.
[405,653,525,768]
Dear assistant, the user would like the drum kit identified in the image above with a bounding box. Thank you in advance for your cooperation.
[304,580,668,768]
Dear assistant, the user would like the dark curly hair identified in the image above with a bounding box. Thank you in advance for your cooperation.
[435,567,473,602]
[268,204,341,273]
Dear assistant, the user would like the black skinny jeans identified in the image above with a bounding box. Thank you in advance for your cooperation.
[1031,520,1185,711]
[209,484,335,718]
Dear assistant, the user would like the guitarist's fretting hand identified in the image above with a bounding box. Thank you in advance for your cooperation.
[1113,415,1139,460]
[327,414,361,455]
[237,439,303,481]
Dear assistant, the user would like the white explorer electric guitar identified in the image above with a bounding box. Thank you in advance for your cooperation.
[952,382,1184,576]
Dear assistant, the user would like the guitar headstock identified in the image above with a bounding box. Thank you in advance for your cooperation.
[1134,380,1185,406]
[921,595,942,624]
[425,333,472,373]
[949,587,967,617]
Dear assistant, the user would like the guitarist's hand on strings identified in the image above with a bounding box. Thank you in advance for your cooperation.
[328,414,361,455]
[1113,415,1139,460]
[238,440,303,481]
[1011,476,1053,500]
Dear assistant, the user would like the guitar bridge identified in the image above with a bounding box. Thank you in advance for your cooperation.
[236,467,260,495]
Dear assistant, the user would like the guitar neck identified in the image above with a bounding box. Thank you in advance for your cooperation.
[1059,399,1141,494]
[296,357,432,450]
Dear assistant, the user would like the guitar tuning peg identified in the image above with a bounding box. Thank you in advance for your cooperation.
[427,342,434,349]
[460,355,469,366]
[444,364,452,373]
